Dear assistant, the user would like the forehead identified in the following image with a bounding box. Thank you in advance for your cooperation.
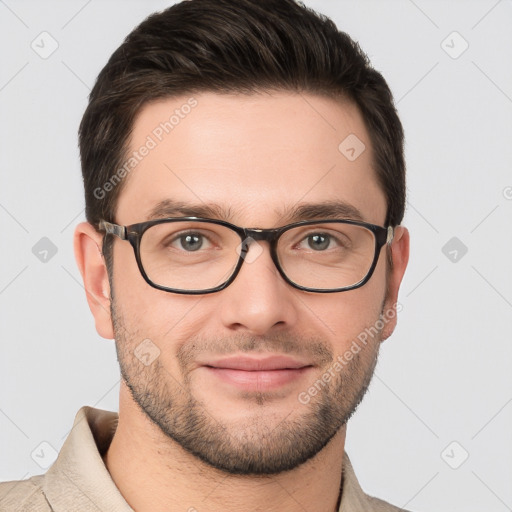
[116,91,386,227]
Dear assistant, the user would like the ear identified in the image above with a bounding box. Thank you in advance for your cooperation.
[73,222,114,339]
[380,226,410,341]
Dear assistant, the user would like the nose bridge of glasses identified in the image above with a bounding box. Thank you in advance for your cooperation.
[239,228,281,253]
[243,227,281,243]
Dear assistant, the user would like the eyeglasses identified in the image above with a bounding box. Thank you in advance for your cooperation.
[99,217,394,294]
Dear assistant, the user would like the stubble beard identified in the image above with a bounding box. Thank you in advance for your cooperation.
[110,296,382,476]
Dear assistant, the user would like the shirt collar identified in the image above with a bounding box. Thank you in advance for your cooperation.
[42,406,373,512]
[43,406,133,511]
[338,452,375,511]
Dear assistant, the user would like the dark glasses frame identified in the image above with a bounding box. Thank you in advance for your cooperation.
[99,217,394,295]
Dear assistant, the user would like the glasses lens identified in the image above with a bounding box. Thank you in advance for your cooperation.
[277,222,377,290]
[139,221,241,291]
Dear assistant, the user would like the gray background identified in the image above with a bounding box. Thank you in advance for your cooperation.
[1,1,511,511]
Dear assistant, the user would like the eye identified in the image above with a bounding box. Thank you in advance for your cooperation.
[293,229,352,252]
[169,231,213,252]
[306,233,332,251]
[178,233,203,251]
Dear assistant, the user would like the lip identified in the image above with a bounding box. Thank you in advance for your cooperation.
[201,355,314,391]
[204,355,312,371]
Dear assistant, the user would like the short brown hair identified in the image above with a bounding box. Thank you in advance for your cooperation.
[79,0,406,250]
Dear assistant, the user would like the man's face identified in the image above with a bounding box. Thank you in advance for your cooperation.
[107,91,401,475]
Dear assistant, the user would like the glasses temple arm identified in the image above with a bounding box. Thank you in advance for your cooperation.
[386,226,394,245]
[98,220,127,240]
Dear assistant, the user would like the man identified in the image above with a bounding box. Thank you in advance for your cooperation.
[0,0,410,510]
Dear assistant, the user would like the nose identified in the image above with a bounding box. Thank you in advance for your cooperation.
[217,240,299,335]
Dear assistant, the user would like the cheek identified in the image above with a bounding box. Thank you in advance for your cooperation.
[111,244,214,359]
[310,272,386,352]
[112,242,148,301]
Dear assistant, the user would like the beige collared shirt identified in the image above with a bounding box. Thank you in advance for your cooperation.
[0,406,409,511]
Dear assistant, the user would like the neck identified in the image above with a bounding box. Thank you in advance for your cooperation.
[103,385,346,512]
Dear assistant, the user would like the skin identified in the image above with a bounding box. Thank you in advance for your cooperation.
[74,91,409,512]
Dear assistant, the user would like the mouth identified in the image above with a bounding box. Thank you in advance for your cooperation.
[201,355,315,391]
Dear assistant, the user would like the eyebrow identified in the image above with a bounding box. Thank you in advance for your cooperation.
[277,201,365,224]
[146,199,366,225]
[147,200,233,221]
